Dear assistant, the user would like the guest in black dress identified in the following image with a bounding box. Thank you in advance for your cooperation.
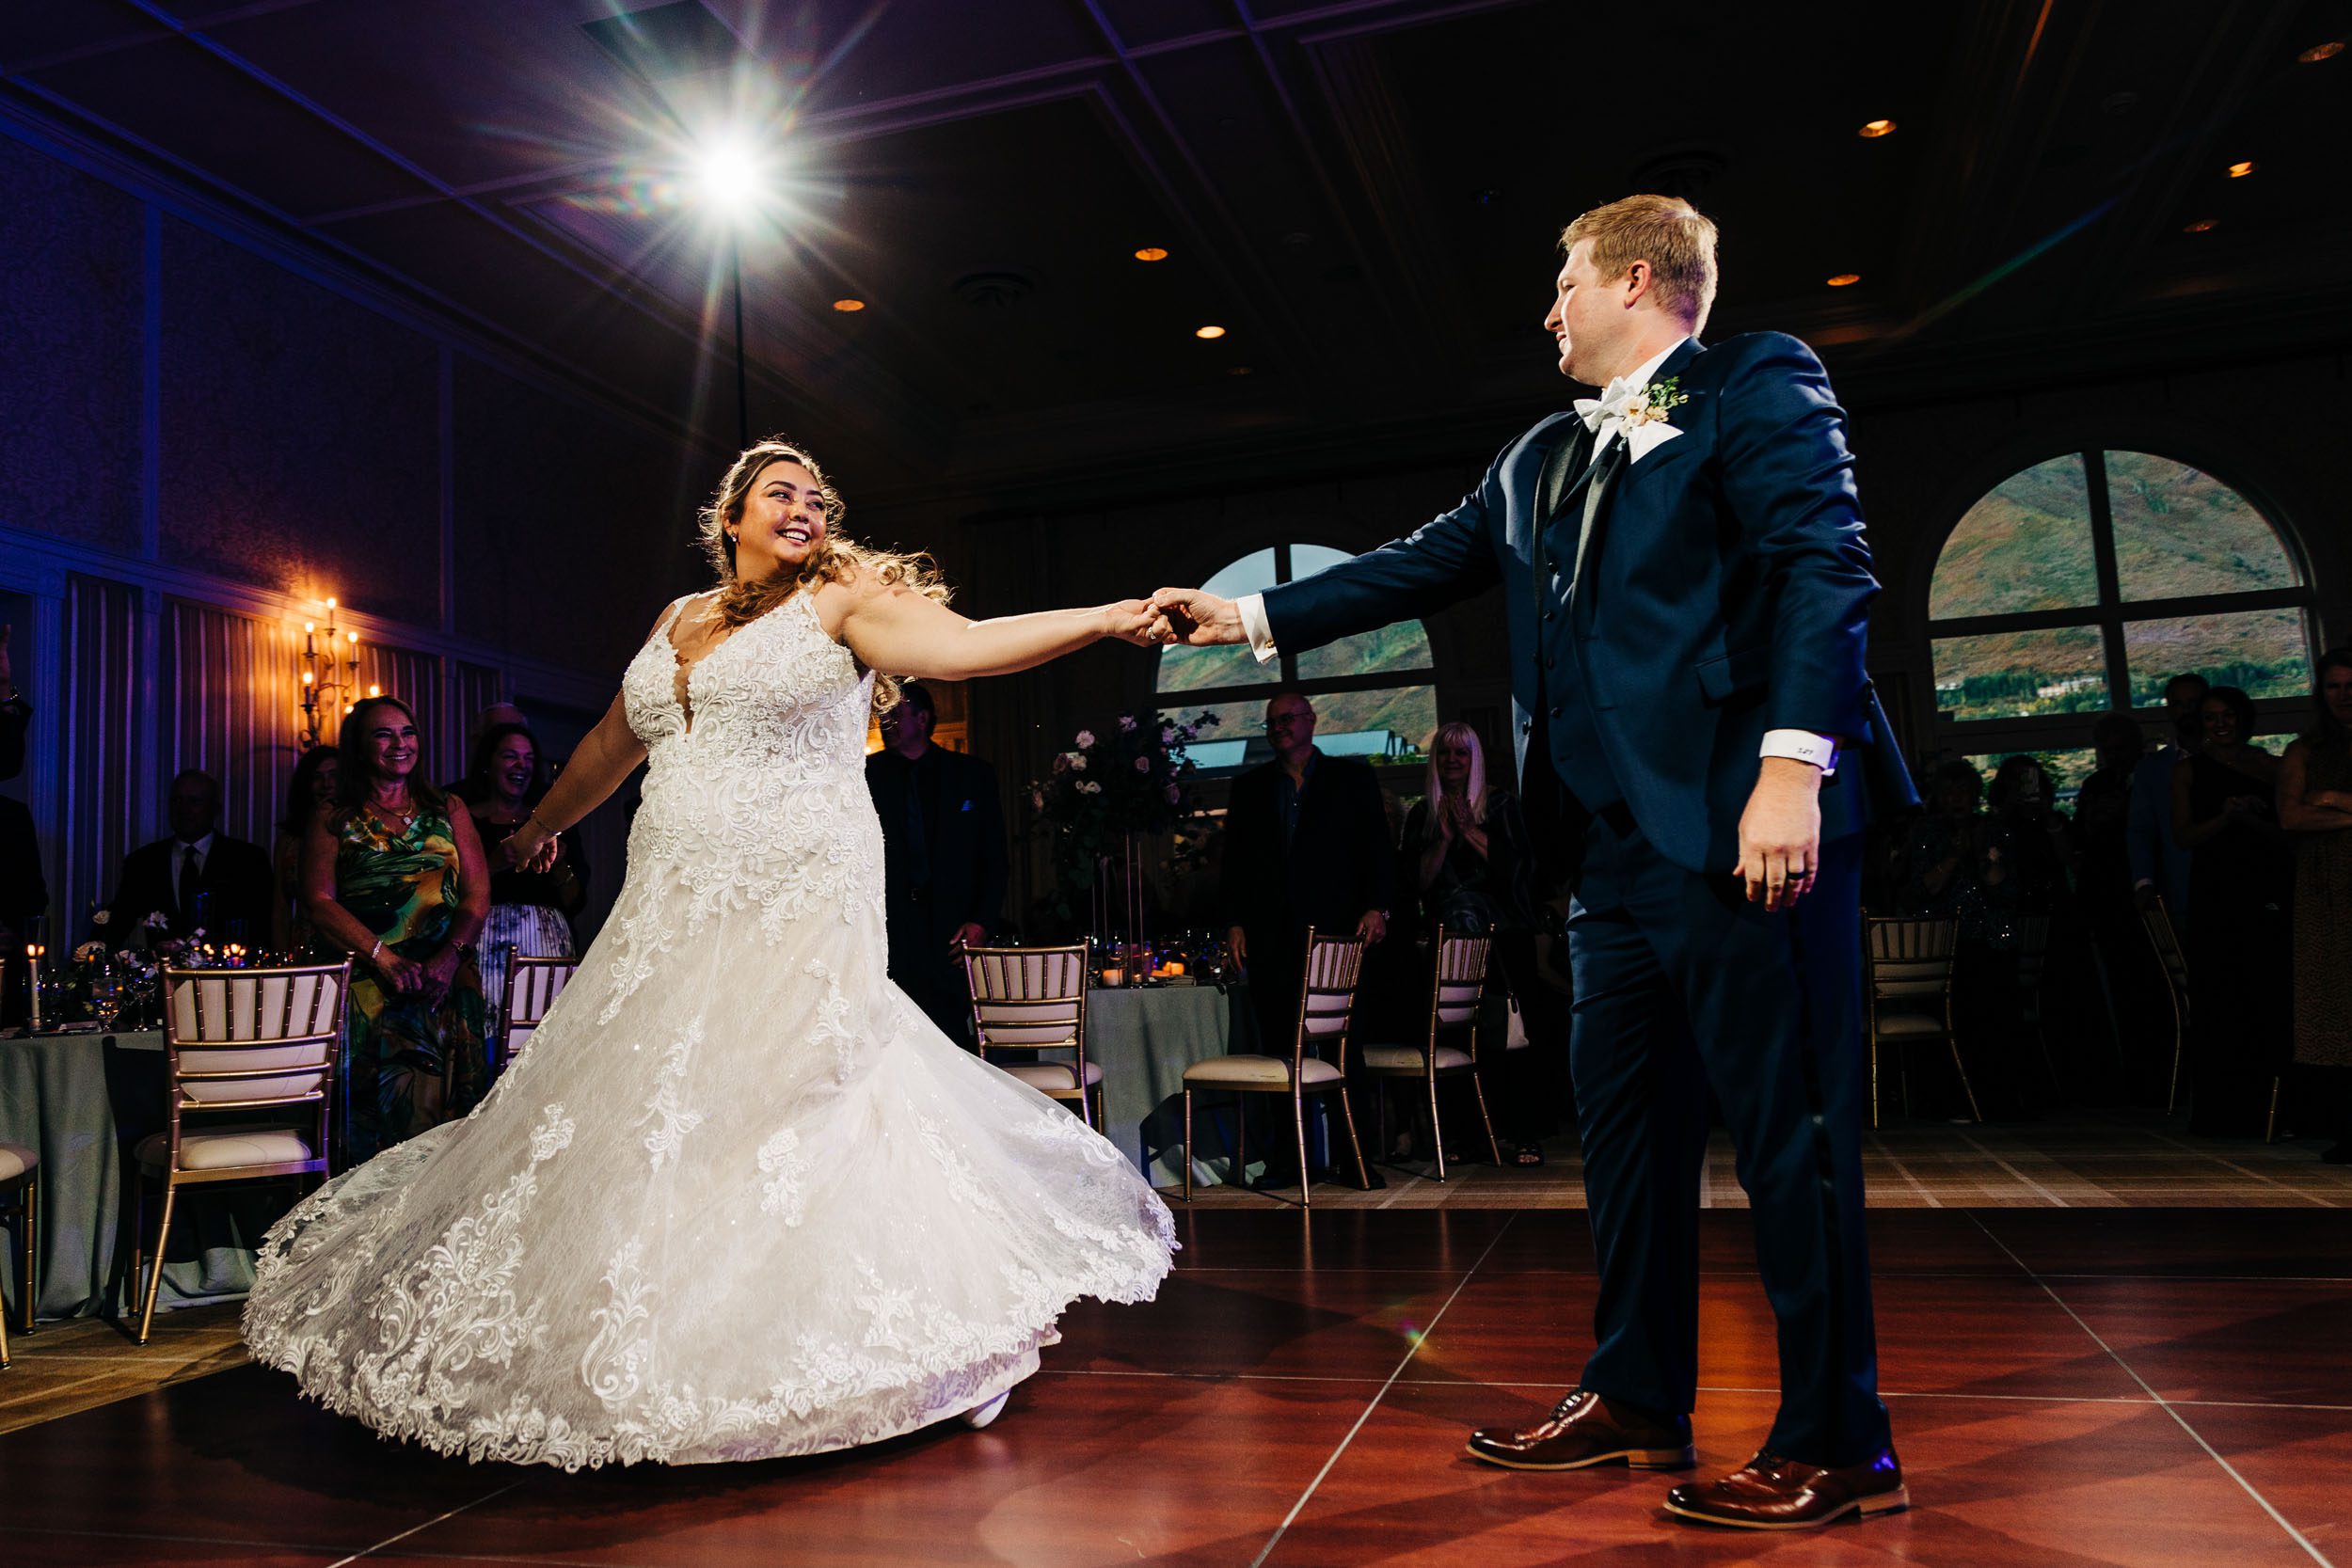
[2281,651,2352,1160]
[465,722,586,1031]
[272,745,342,955]
[2172,686,2292,1135]
[1397,721,1550,1162]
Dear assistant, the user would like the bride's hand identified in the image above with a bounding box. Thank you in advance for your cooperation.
[1104,599,1159,647]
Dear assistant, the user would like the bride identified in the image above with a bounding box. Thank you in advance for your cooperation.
[243,438,1177,1469]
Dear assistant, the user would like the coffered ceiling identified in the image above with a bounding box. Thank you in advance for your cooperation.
[7,0,2348,510]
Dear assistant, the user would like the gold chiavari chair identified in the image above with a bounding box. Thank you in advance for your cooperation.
[1359,927,1503,1181]
[134,959,349,1343]
[496,951,579,1076]
[0,1141,35,1368]
[1182,928,1372,1207]
[962,944,1099,1127]
[2139,896,2193,1117]
[1865,916,1977,1127]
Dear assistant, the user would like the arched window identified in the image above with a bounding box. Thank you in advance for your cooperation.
[1156,545,1438,770]
[1927,450,2312,788]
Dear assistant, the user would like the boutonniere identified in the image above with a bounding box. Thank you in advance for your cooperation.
[1621,376,1689,428]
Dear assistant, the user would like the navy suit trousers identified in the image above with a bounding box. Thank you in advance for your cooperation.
[1566,815,1889,1467]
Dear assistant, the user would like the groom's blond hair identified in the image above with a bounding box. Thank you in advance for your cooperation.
[1560,195,1719,331]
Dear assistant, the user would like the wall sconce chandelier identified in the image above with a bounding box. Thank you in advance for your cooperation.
[297,597,376,747]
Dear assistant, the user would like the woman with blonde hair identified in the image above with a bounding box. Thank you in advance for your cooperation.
[1397,721,1552,1164]
[248,437,1174,1466]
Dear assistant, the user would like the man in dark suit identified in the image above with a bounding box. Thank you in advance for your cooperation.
[101,768,277,945]
[0,791,43,1026]
[0,623,28,783]
[1152,196,1914,1529]
[865,684,1007,1044]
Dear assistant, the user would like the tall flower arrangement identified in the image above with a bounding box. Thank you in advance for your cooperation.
[1027,710,1218,920]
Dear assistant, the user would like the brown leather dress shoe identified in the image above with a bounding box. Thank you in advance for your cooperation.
[1663,1448,1908,1529]
[1465,1388,1695,1471]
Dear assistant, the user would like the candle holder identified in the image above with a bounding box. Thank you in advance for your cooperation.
[24,941,43,1033]
[298,597,378,748]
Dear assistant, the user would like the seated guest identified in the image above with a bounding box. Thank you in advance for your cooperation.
[272,745,342,954]
[1398,721,1551,1164]
[445,703,534,806]
[2172,685,2292,1135]
[465,721,587,1027]
[101,768,276,945]
[1221,689,1393,1184]
[0,623,27,783]
[864,683,1006,1044]
[303,696,491,1160]
[2131,672,2209,915]
[2281,650,2352,1161]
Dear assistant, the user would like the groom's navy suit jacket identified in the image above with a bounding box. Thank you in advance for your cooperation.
[1263,334,1912,871]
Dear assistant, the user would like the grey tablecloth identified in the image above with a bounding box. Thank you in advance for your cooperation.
[1086,982,1276,1186]
[0,1029,278,1323]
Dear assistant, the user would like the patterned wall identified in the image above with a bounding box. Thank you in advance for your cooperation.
[59,576,142,942]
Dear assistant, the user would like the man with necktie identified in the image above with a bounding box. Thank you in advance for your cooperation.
[99,768,276,945]
[1149,196,1915,1530]
[864,684,1008,1045]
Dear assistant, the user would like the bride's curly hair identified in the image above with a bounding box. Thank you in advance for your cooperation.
[696,437,947,714]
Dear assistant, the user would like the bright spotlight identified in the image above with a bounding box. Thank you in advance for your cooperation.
[691,137,767,219]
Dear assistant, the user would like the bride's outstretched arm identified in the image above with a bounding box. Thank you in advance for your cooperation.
[822,573,1157,680]
[502,689,646,865]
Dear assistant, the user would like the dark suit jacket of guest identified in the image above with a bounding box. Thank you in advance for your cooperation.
[864,746,1009,953]
[1262,334,1915,873]
[1220,751,1396,952]
[0,694,28,782]
[0,796,44,933]
[101,833,278,942]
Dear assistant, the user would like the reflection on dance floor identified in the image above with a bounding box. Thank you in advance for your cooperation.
[2,1198,2344,1566]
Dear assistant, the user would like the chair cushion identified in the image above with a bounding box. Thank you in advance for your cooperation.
[0,1141,33,1181]
[1359,1044,1475,1072]
[1872,1013,1949,1039]
[999,1060,1104,1092]
[135,1126,316,1171]
[1183,1053,1342,1087]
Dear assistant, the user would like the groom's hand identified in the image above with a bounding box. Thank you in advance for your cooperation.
[1148,589,1245,648]
[1735,757,1822,912]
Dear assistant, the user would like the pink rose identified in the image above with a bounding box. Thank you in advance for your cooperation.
[1134,755,1152,772]
[1075,729,1096,748]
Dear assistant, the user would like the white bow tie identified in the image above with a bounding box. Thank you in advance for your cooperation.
[1573,375,1644,435]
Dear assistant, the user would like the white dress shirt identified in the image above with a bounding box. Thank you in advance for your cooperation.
[1234,339,1838,773]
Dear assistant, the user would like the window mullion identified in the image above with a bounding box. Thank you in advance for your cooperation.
[2083,449,2130,709]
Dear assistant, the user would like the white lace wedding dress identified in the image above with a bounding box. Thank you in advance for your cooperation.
[244,591,1175,1469]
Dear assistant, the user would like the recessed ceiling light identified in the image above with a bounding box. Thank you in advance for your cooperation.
[1858,119,1897,138]
[2297,40,2343,63]
[2184,218,2219,233]
[1195,325,1227,339]
[2227,160,2257,178]
[1228,365,1254,376]
[1134,246,1169,261]
[1825,273,1861,287]
[832,298,866,311]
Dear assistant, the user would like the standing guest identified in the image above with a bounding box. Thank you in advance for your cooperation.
[1979,756,2070,942]
[2172,686,2292,1135]
[100,769,276,945]
[0,623,28,782]
[445,703,534,806]
[0,790,42,1026]
[863,682,1006,1044]
[271,745,341,954]
[2074,714,2161,1086]
[2131,673,2210,916]
[2281,650,2352,1162]
[1398,721,1551,1164]
[465,721,587,1027]
[1220,689,1395,1185]
[1896,760,1986,924]
[302,696,491,1160]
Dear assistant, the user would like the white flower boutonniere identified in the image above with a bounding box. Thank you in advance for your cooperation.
[1617,376,1689,464]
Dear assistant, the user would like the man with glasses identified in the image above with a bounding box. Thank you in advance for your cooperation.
[1219,689,1394,1186]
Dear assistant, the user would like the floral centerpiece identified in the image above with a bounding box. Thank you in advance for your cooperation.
[1027,710,1218,925]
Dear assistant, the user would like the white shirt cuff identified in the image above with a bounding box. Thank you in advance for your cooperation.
[1760,729,1838,776]
[1236,594,1279,664]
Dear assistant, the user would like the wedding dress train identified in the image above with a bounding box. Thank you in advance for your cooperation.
[244,591,1175,1469]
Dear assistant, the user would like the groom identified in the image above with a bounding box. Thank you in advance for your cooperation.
[1149,196,1914,1529]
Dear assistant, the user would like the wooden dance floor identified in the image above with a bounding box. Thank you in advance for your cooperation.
[3,1193,2347,1566]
